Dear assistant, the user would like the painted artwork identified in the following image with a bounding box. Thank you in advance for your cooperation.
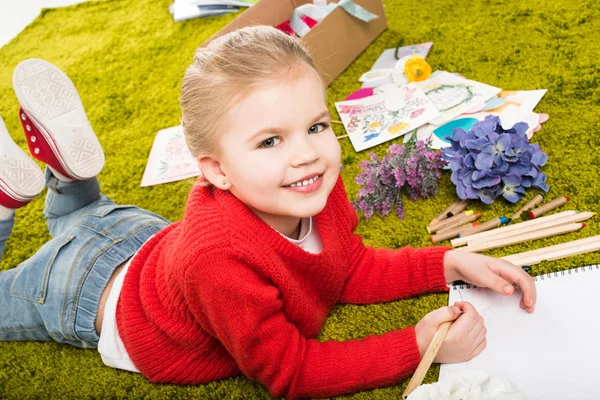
[335,83,439,152]
[141,125,201,187]
[416,71,501,126]
[404,89,548,149]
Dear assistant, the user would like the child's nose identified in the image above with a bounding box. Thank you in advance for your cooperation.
[290,137,319,167]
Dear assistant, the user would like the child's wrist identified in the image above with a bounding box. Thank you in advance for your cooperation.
[443,250,461,283]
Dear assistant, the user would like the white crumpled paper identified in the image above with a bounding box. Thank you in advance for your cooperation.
[407,370,527,400]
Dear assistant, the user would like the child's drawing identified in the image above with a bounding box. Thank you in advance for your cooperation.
[417,71,501,126]
[141,125,201,187]
[335,83,439,152]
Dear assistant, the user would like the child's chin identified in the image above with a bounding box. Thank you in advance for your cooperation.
[294,201,327,218]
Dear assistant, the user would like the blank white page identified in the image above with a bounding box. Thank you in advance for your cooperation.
[440,265,600,400]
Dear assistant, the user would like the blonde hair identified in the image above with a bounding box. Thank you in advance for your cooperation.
[180,25,323,157]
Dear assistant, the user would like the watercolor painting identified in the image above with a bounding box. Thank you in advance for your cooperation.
[335,83,439,152]
[141,125,201,187]
[417,71,501,125]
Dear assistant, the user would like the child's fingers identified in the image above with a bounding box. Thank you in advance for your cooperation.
[467,337,487,360]
[429,305,462,325]
[480,261,514,295]
[453,301,479,316]
[469,325,486,347]
[466,316,485,340]
[491,260,537,308]
[451,302,481,335]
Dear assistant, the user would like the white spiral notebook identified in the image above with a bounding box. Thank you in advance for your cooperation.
[440,265,600,399]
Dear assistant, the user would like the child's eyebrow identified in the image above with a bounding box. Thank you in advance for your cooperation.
[247,110,331,142]
[311,110,331,123]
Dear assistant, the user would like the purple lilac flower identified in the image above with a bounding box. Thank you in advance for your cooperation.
[353,139,445,220]
[442,115,549,204]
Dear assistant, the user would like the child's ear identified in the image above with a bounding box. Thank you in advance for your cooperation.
[197,155,231,190]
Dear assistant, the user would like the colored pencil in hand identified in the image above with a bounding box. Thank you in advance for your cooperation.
[402,321,453,399]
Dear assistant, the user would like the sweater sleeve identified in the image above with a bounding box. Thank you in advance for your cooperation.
[185,254,423,400]
[337,234,452,304]
[334,176,451,304]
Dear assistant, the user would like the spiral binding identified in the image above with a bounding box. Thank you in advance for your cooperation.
[451,265,600,290]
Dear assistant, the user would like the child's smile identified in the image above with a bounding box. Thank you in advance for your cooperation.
[282,173,323,193]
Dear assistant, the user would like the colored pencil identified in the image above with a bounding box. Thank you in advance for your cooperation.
[429,199,464,227]
[450,211,579,248]
[435,212,482,236]
[501,234,600,263]
[446,199,470,218]
[457,216,507,238]
[501,235,600,267]
[431,224,472,243]
[465,212,595,247]
[456,223,586,253]
[508,194,544,223]
[427,211,475,233]
[402,321,452,399]
[529,196,569,219]
[436,220,479,236]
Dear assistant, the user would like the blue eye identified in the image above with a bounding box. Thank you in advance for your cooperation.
[259,136,281,149]
[308,123,329,134]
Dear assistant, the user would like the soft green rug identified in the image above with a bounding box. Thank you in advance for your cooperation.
[1,0,599,398]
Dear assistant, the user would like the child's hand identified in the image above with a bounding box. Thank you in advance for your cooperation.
[444,250,537,313]
[415,302,486,363]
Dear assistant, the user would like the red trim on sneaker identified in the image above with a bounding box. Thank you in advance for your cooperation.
[0,187,30,209]
[18,107,76,180]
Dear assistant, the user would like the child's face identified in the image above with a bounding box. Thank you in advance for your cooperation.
[214,66,341,224]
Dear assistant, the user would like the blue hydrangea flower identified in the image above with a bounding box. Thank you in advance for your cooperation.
[442,115,549,204]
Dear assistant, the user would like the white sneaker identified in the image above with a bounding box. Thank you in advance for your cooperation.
[13,58,105,180]
[0,116,44,209]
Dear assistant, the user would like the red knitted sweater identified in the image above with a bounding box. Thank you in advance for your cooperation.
[116,174,451,399]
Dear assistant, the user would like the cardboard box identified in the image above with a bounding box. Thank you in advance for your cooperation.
[204,0,388,86]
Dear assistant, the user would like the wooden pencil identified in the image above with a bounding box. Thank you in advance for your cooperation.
[428,211,475,233]
[436,220,479,236]
[501,235,600,267]
[454,222,481,236]
[529,196,569,219]
[446,199,470,218]
[508,194,544,222]
[429,199,464,227]
[501,235,600,265]
[434,212,481,236]
[402,321,452,399]
[465,212,595,247]
[450,211,579,247]
[457,217,507,239]
[456,223,586,253]
[431,224,470,243]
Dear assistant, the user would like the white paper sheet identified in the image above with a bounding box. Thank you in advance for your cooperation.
[441,265,600,399]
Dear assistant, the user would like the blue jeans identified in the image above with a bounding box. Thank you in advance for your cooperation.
[0,169,170,348]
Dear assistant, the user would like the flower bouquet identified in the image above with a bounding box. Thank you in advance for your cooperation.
[353,139,445,219]
[442,115,549,204]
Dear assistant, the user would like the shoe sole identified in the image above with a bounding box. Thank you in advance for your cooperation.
[0,117,44,201]
[12,59,105,180]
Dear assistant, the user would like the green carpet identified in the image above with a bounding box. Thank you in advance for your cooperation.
[1,0,599,398]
